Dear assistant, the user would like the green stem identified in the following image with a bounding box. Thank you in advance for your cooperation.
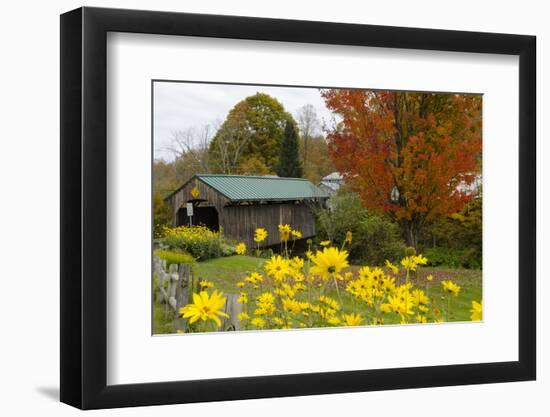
[333,276,342,304]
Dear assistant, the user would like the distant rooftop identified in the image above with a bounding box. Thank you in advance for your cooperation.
[319,172,345,193]
[322,172,344,182]
[177,174,329,202]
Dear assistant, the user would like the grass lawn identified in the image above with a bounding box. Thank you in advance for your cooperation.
[194,255,266,293]
[153,302,177,335]
[154,255,482,333]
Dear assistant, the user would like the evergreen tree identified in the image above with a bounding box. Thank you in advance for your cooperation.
[276,119,303,178]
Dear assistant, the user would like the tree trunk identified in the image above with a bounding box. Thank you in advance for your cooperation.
[403,220,419,250]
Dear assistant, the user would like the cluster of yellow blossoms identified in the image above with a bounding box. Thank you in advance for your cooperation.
[235,225,303,257]
[277,224,302,242]
[179,225,483,331]
[162,224,221,242]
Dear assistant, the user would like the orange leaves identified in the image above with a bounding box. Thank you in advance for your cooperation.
[321,89,482,244]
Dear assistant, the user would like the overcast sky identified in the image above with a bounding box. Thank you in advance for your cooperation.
[153,82,337,161]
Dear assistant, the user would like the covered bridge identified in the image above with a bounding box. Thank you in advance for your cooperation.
[165,174,329,247]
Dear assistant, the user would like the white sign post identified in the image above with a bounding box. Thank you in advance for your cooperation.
[186,202,193,227]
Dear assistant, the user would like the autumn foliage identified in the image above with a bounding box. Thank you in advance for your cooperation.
[321,90,482,247]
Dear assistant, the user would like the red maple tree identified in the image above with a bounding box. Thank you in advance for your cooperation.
[321,89,482,248]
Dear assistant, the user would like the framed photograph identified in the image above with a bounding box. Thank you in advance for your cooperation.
[60,6,536,409]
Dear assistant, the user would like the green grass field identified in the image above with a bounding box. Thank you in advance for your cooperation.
[194,255,267,293]
[153,255,482,333]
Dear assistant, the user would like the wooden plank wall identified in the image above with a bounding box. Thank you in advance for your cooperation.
[222,203,315,247]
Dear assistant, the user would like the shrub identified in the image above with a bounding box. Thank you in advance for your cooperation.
[424,246,481,269]
[316,192,405,265]
[317,192,364,244]
[425,195,482,268]
[352,214,406,265]
[154,250,195,268]
[159,225,233,260]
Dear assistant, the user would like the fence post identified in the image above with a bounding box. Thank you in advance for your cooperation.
[222,293,243,331]
[173,264,191,332]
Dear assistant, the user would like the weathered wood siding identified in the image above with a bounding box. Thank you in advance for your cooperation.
[222,203,316,247]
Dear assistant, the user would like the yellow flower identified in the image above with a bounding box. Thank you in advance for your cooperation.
[385,259,399,274]
[416,314,428,323]
[291,229,302,239]
[291,270,305,282]
[238,312,250,321]
[244,272,263,285]
[345,231,353,244]
[384,286,415,317]
[272,317,285,326]
[254,305,275,316]
[342,313,363,326]
[254,292,276,316]
[310,247,349,280]
[418,305,429,313]
[237,292,248,304]
[235,242,246,255]
[199,280,214,289]
[380,303,392,314]
[278,224,292,242]
[179,290,229,327]
[251,317,266,328]
[318,295,340,311]
[254,228,268,243]
[426,274,433,282]
[441,280,461,297]
[257,292,275,305]
[411,289,429,307]
[282,298,303,314]
[236,281,245,288]
[381,274,396,289]
[401,256,417,271]
[320,240,331,247]
[290,256,304,270]
[413,254,428,266]
[265,255,290,281]
[470,300,482,321]
[327,316,341,325]
[274,283,295,298]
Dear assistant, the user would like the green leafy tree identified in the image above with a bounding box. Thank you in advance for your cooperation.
[153,191,173,238]
[236,156,271,176]
[209,93,294,174]
[276,119,303,178]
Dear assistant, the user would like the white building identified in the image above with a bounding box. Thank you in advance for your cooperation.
[318,172,344,196]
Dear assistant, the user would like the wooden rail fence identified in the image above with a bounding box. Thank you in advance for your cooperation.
[153,256,242,332]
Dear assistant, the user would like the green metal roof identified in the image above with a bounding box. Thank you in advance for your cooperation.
[196,174,329,201]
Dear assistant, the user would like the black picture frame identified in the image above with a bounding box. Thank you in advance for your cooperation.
[60,6,536,410]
